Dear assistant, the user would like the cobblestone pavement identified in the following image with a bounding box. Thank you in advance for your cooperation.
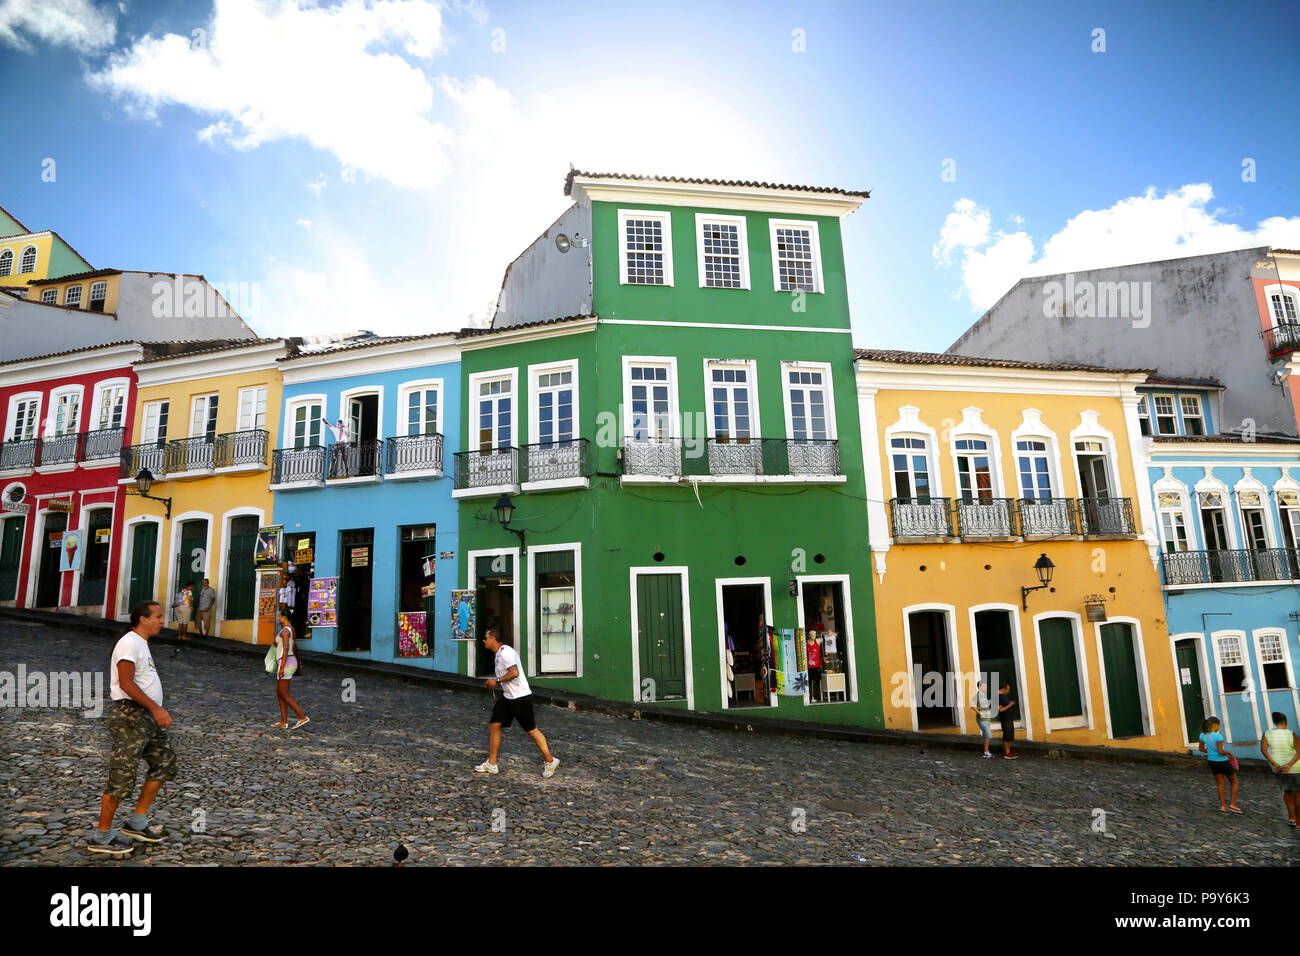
[1,621,1296,866]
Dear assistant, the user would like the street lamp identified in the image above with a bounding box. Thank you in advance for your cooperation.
[131,468,172,519]
[493,494,526,552]
[1021,553,1055,610]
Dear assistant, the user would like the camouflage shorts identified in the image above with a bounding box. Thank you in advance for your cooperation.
[105,700,177,800]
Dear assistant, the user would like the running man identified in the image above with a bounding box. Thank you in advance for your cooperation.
[474,628,560,778]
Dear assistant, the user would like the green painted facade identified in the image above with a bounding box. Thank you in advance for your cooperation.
[46,235,92,279]
[457,186,881,727]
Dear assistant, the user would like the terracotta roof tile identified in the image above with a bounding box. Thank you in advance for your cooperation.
[564,169,869,199]
[856,348,1152,375]
[463,314,597,339]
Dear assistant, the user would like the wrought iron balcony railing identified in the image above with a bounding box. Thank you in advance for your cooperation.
[1076,497,1136,535]
[326,439,382,480]
[120,442,166,480]
[522,439,589,483]
[890,497,955,537]
[0,438,39,471]
[82,427,125,462]
[955,497,1018,537]
[1263,324,1300,359]
[214,429,268,469]
[1161,548,1300,586]
[385,433,445,476]
[621,437,844,479]
[622,439,682,477]
[272,446,326,485]
[1018,498,1075,537]
[455,446,518,489]
[40,432,81,466]
[165,436,214,474]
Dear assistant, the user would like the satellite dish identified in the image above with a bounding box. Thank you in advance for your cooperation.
[554,234,571,253]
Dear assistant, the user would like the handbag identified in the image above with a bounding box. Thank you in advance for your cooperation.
[264,644,277,675]
[1227,752,1239,772]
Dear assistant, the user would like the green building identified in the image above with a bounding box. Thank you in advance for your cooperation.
[453,170,881,726]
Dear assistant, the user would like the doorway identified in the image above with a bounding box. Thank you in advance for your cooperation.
[801,579,851,702]
[128,522,158,609]
[35,512,67,608]
[1075,440,1119,532]
[338,528,373,652]
[636,572,686,701]
[76,509,113,607]
[720,582,767,708]
[1100,622,1145,738]
[0,515,24,600]
[474,554,515,675]
[398,525,436,657]
[224,516,259,621]
[1038,616,1085,726]
[173,519,208,620]
[974,609,1021,723]
[1175,638,1207,745]
[908,610,957,728]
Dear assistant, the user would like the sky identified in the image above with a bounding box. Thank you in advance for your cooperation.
[1,0,1298,349]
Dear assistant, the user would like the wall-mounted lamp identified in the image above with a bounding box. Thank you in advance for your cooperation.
[126,468,172,519]
[1021,553,1055,611]
[554,233,588,253]
[494,494,526,553]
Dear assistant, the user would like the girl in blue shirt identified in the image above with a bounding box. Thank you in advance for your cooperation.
[1198,717,1241,813]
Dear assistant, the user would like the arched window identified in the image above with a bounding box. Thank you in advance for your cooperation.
[18,245,37,275]
[0,249,11,277]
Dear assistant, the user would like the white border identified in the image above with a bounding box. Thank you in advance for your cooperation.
[618,208,674,286]
[1031,611,1093,733]
[967,603,1032,738]
[527,541,583,678]
[797,574,858,707]
[1169,632,1213,749]
[694,213,750,290]
[621,356,680,442]
[1093,617,1155,740]
[465,546,521,678]
[629,565,694,709]
[713,576,776,710]
[900,603,961,732]
[767,218,824,294]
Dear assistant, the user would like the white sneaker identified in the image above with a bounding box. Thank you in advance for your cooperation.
[981,752,993,758]
[474,761,499,774]
[543,757,560,778]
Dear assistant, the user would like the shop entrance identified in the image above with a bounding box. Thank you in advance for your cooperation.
[173,519,208,618]
[128,523,158,608]
[721,583,767,708]
[908,609,957,727]
[0,515,25,601]
[474,554,514,675]
[1175,638,1207,745]
[398,525,436,657]
[76,508,113,607]
[801,580,851,703]
[35,512,68,608]
[285,532,315,643]
[338,528,373,652]
[974,609,1021,722]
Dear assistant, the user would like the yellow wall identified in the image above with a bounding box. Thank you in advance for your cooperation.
[120,367,282,644]
[25,273,120,312]
[0,234,58,287]
[870,386,1185,752]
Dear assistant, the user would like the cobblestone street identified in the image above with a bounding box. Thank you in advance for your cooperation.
[1,620,1296,866]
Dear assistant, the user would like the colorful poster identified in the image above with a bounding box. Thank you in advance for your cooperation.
[421,556,435,577]
[778,628,808,696]
[255,526,283,569]
[308,577,338,627]
[95,528,111,544]
[420,582,436,599]
[350,547,369,567]
[59,531,83,572]
[397,612,429,657]
[450,589,476,642]
[257,570,281,623]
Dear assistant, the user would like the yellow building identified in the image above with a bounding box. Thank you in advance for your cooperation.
[857,350,1184,753]
[117,339,288,643]
[0,203,93,289]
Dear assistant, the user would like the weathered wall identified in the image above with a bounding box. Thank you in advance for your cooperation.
[492,204,592,328]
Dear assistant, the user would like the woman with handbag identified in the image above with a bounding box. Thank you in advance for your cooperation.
[1198,716,1241,813]
[266,606,308,730]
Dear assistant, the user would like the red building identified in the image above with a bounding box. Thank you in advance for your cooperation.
[0,342,146,617]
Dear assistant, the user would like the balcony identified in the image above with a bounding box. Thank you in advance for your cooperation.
[621,438,844,483]
[1018,498,1075,537]
[326,440,383,483]
[1263,324,1300,359]
[955,497,1017,537]
[890,497,955,538]
[214,429,269,473]
[164,436,215,478]
[81,428,125,464]
[453,446,519,498]
[1162,548,1300,587]
[385,433,445,481]
[271,446,326,489]
[0,438,39,473]
[1076,497,1136,535]
[521,439,590,490]
[889,496,1138,540]
[119,442,166,482]
[39,432,80,468]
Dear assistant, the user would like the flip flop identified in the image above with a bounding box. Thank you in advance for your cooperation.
[293,716,311,729]
[272,722,288,729]
[1229,806,1243,814]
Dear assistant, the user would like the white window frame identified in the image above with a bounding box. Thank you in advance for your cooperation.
[235,385,269,432]
[40,288,57,304]
[714,576,777,710]
[0,248,12,277]
[618,209,674,287]
[1194,475,1239,550]
[694,213,750,290]
[190,393,220,440]
[1264,283,1300,326]
[46,385,83,437]
[283,395,326,449]
[397,378,445,437]
[526,362,577,446]
[527,541,583,678]
[63,284,82,307]
[768,218,824,294]
[1179,394,1205,435]
[949,408,1007,500]
[18,244,37,275]
[5,392,42,441]
[883,406,944,498]
[89,377,130,432]
[1234,481,1274,549]
[797,574,859,707]
[1136,395,1151,436]
[338,385,384,445]
[1157,490,1191,552]
[702,358,761,441]
[781,361,837,442]
[1010,411,1065,503]
[467,368,518,451]
[88,281,108,306]
[621,356,679,442]
[142,399,171,445]
[1152,393,1178,435]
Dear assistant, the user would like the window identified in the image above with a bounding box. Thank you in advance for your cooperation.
[64,285,82,307]
[709,365,754,442]
[94,383,126,430]
[534,369,573,445]
[50,390,80,436]
[785,366,833,441]
[1136,396,1151,436]
[891,437,932,501]
[142,400,169,444]
[954,438,993,502]
[404,386,440,436]
[290,402,322,449]
[1269,288,1299,325]
[535,547,578,674]
[1257,632,1292,690]
[1198,491,1231,550]
[1279,490,1300,550]
[1016,439,1053,501]
[40,288,56,304]
[1215,634,1247,694]
[696,214,749,289]
[18,245,36,275]
[769,219,823,293]
[1153,395,1177,435]
[1238,491,1268,550]
[236,386,268,432]
[88,281,108,312]
[1157,492,1189,552]
[626,364,674,441]
[1180,395,1204,435]
[8,396,39,441]
[0,250,11,277]
[619,210,672,286]
[477,377,513,450]
[190,394,219,441]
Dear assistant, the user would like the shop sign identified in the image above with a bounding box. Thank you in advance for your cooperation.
[350,547,369,567]
[257,570,281,623]
[59,531,83,572]
[294,548,314,565]
[308,577,338,627]
[397,611,429,657]
[297,538,312,551]
[439,550,454,561]
[95,528,111,544]
[48,498,74,513]
[49,532,64,549]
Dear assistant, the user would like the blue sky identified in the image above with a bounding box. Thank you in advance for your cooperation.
[1,0,1297,348]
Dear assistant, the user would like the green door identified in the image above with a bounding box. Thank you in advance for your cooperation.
[224,516,258,620]
[1175,638,1206,745]
[1100,622,1144,737]
[128,523,158,608]
[636,573,686,701]
[0,516,24,600]
[174,519,208,611]
[1040,617,1084,719]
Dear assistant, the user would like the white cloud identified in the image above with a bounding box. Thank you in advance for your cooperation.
[936,184,1300,310]
[0,0,116,52]
[88,0,453,190]
[305,174,328,196]
[296,219,312,230]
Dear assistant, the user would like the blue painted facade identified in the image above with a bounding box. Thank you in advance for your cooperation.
[271,337,462,672]
[1141,383,1300,757]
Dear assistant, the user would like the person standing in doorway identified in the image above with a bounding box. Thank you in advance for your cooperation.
[997,679,1017,760]
[88,601,177,854]
[273,607,309,730]
[971,680,995,758]
[1199,716,1240,812]
[197,578,217,637]
[173,580,194,640]
[1261,712,1299,826]
[474,628,559,778]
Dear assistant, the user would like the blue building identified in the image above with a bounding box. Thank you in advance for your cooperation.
[271,334,462,672]
[1138,377,1300,757]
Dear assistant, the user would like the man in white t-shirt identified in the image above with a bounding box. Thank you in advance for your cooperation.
[88,601,178,855]
[474,627,560,777]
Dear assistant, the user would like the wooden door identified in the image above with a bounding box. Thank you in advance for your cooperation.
[637,573,685,700]
[1039,617,1083,719]
[128,523,158,608]
[1175,639,1207,745]
[1100,623,1144,737]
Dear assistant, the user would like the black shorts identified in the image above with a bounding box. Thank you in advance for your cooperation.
[1208,760,1235,777]
[490,694,536,732]
[1000,719,1015,742]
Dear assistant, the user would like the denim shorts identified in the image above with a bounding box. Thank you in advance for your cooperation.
[977,719,991,740]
